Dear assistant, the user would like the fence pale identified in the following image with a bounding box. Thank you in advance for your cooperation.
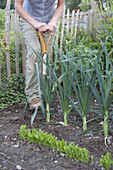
[15,12,19,76]
[5,0,11,81]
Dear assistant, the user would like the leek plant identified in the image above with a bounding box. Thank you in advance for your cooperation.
[39,54,55,122]
[83,34,113,143]
[26,58,46,126]
[35,53,56,123]
[54,38,96,129]
[54,70,73,126]
[40,76,55,122]
[53,42,79,126]
[67,55,98,131]
[70,66,94,130]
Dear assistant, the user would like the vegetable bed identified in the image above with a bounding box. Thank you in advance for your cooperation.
[0,97,113,170]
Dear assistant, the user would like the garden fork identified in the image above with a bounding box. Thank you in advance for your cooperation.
[38,30,62,92]
[38,30,52,76]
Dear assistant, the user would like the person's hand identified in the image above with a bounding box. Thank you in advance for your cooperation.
[48,22,57,33]
[33,22,49,32]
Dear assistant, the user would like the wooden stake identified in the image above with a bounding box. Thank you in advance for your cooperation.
[5,0,11,81]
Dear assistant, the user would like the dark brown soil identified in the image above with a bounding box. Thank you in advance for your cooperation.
[0,98,113,170]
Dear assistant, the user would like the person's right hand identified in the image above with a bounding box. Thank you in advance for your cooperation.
[33,22,49,32]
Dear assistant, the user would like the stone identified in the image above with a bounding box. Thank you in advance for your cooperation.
[60,152,65,157]
[12,143,19,148]
[16,165,22,170]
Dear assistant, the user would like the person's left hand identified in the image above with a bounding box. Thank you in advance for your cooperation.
[48,22,57,33]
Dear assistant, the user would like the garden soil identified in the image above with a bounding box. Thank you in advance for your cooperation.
[0,97,113,170]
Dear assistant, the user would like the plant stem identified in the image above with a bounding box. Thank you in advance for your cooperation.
[46,103,50,122]
[83,115,87,130]
[64,111,67,126]
[103,110,108,137]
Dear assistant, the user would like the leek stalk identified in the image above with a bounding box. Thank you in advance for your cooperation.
[103,111,108,137]
[46,103,50,122]
[83,115,87,130]
[64,111,67,126]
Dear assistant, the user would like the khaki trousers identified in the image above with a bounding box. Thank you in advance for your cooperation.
[20,18,53,102]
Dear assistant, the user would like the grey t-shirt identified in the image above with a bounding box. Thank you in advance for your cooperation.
[23,0,56,23]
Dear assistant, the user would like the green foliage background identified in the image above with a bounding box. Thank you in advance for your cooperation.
[0,73,26,109]
[0,0,15,9]
[65,0,111,11]
[0,9,5,30]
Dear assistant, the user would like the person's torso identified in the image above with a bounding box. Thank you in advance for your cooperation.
[23,0,56,23]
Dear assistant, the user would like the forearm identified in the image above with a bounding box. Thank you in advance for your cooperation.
[15,1,39,27]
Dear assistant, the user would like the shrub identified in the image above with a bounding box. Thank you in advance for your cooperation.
[0,73,26,109]
[0,9,5,30]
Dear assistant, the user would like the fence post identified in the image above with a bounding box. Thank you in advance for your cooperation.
[22,37,27,75]
[11,9,15,31]
[88,10,92,34]
[74,9,80,40]
[5,0,11,81]
[84,15,87,32]
[55,19,60,47]
[71,10,75,37]
[67,8,70,34]
[91,2,98,38]
[60,7,65,52]
[79,11,82,31]
[15,12,19,75]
